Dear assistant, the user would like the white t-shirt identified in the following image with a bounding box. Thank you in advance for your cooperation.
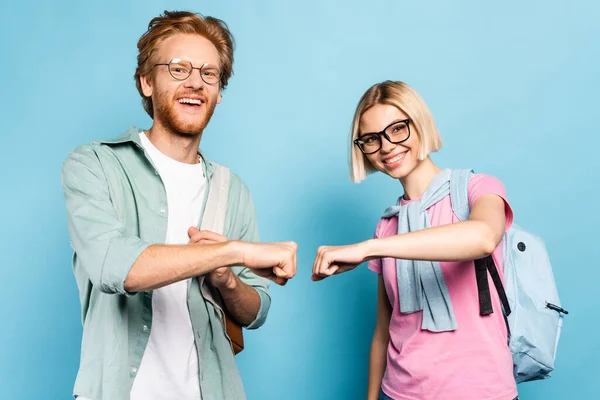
[128,132,207,400]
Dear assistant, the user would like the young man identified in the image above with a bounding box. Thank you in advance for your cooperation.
[61,11,297,400]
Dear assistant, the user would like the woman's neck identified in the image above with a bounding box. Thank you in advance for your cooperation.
[399,157,442,200]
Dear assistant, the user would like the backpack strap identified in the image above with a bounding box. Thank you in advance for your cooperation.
[449,168,511,317]
[200,165,231,234]
[449,168,473,222]
[475,255,512,316]
[198,165,246,354]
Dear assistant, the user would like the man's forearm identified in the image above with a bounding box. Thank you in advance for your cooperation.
[124,241,242,292]
[216,274,261,326]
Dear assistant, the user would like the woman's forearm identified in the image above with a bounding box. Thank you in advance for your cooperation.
[364,220,499,263]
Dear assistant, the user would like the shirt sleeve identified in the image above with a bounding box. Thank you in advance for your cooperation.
[61,145,153,295]
[226,178,271,330]
[467,173,514,232]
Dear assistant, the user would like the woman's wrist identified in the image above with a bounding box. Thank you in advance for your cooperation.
[362,238,379,261]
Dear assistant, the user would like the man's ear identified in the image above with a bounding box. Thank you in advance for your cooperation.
[140,74,153,97]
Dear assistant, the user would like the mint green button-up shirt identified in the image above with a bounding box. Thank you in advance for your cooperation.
[61,126,271,400]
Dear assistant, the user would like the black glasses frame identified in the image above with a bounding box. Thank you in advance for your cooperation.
[353,118,412,154]
[154,59,223,85]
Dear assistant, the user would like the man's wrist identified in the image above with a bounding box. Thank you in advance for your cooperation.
[225,240,245,266]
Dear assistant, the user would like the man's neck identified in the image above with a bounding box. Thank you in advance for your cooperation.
[145,122,202,164]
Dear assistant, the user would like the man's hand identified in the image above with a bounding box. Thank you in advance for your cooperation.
[188,227,236,289]
[238,241,298,286]
[311,242,368,281]
[188,227,298,286]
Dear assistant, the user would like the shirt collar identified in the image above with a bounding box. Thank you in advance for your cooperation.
[98,126,217,177]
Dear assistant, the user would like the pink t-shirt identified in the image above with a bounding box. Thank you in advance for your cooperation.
[368,174,518,400]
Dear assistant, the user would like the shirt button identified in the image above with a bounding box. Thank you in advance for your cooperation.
[159,208,166,214]
[142,325,149,332]
[154,170,159,176]
[131,367,137,374]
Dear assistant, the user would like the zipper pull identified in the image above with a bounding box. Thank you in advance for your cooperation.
[546,302,569,315]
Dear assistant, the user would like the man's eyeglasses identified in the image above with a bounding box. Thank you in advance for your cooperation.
[154,58,222,85]
[353,118,412,154]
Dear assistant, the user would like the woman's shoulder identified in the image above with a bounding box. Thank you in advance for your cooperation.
[465,171,510,208]
[467,172,506,192]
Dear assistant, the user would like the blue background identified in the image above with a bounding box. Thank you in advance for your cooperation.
[1,1,598,399]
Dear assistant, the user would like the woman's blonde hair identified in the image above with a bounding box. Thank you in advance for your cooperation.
[349,81,442,183]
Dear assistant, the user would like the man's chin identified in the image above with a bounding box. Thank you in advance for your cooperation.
[168,118,207,136]
[155,101,215,136]
[175,126,204,136]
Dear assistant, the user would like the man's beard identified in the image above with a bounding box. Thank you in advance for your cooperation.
[154,91,217,136]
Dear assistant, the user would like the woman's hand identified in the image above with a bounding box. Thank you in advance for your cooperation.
[311,242,369,281]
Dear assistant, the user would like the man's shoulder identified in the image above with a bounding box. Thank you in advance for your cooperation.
[62,142,103,173]
[228,169,251,193]
[62,127,144,170]
[207,163,256,218]
[209,162,251,194]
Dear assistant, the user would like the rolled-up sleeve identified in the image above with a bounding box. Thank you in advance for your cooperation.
[233,184,271,330]
[61,146,152,295]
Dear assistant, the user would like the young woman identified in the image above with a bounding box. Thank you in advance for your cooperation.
[312,81,518,400]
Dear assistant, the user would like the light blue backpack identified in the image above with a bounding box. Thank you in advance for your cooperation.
[449,169,568,384]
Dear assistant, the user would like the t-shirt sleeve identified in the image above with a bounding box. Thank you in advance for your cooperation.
[367,220,384,274]
[468,173,514,231]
